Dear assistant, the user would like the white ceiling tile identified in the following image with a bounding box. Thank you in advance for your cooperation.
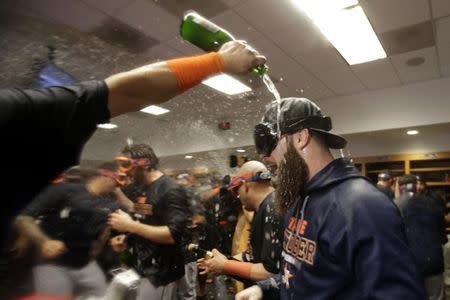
[235,0,305,34]
[19,0,107,32]
[212,10,263,42]
[431,0,450,19]
[351,58,402,89]
[165,36,203,55]
[250,38,334,99]
[268,15,348,71]
[437,43,450,68]
[81,0,132,16]
[115,0,179,41]
[436,16,450,45]
[391,47,439,83]
[441,64,450,77]
[142,44,182,61]
[314,67,366,95]
[221,0,247,7]
[361,0,430,33]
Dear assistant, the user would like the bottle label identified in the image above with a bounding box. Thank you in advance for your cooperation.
[192,15,220,33]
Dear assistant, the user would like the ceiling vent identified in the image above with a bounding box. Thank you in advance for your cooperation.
[379,21,434,56]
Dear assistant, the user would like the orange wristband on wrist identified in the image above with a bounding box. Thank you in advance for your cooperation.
[167,52,225,92]
[223,260,253,279]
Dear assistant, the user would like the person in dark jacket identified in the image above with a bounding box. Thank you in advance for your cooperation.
[376,172,395,200]
[395,175,446,300]
[236,97,426,300]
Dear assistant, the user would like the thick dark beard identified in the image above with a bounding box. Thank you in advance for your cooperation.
[275,138,309,215]
[133,168,147,186]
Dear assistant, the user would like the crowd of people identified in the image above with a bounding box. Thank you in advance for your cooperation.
[0,39,449,300]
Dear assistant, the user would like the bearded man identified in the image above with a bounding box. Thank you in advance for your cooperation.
[236,97,426,300]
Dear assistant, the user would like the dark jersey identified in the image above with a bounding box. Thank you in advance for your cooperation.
[243,192,283,275]
[127,175,192,287]
[0,81,110,243]
[22,183,122,267]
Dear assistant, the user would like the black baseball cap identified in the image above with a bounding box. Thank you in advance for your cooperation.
[378,172,393,181]
[262,97,347,149]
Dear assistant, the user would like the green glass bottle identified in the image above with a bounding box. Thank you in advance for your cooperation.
[180,11,268,75]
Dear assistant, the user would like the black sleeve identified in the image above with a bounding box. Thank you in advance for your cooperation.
[21,184,68,217]
[259,203,284,274]
[162,187,192,244]
[0,81,110,134]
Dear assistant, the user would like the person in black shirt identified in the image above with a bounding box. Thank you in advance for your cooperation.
[395,175,446,300]
[198,161,283,291]
[15,161,127,297]
[108,144,192,300]
[376,172,395,200]
[0,40,266,246]
[416,174,447,215]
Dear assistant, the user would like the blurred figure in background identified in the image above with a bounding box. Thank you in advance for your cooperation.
[14,162,126,298]
[416,175,447,216]
[395,175,447,300]
[198,161,283,297]
[376,172,395,200]
[175,174,207,300]
[108,144,192,300]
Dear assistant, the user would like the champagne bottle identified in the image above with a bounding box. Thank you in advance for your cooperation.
[180,11,268,75]
[187,243,214,259]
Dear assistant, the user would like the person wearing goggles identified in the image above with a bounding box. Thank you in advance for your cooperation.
[198,161,283,293]
[237,98,425,300]
[14,161,126,298]
[107,144,192,300]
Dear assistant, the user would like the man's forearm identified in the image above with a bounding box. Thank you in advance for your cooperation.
[14,216,49,245]
[223,260,273,281]
[128,221,175,245]
[106,62,179,117]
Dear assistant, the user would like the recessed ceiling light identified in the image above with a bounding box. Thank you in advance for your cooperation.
[292,0,386,65]
[236,149,246,153]
[407,130,419,135]
[140,105,170,115]
[97,123,118,129]
[185,155,193,159]
[202,73,252,95]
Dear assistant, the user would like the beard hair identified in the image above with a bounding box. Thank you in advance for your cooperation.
[275,137,310,215]
[132,167,147,185]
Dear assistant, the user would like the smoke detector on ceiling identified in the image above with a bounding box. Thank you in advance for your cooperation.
[406,57,425,67]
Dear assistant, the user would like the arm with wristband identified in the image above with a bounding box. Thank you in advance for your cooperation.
[197,248,274,282]
[105,40,266,117]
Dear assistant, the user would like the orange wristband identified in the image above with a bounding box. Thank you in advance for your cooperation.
[223,260,253,279]
[167,52,225,92]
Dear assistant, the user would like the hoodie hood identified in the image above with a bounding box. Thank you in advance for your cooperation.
[306,158,365,195]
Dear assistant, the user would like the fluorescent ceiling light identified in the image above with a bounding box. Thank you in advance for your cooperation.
[185,155,193,159]
[202,73,251,95]
[97,123,118,129]
[236,149,246,153]
[407,130,419,135]
[140,105,170,115]
[292,0,386,65]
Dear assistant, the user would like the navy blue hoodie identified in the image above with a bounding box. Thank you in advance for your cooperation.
[258,158,426,299]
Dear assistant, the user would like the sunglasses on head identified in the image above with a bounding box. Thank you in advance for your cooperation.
[114,156,151,172]
[97,169,128,187]
[229,172,271,198]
